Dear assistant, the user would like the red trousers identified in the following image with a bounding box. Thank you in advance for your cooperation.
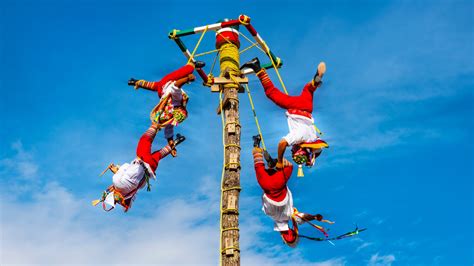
[147,64,194,97]
[257,70,317,114]
[136,126,172,173]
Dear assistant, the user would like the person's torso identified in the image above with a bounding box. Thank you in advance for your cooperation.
[163,81,184,106]
[112,162,146,196]
[258,168,290,201]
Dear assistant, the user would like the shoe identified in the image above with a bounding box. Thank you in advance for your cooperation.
[313,62,326,85]
[252,134,261,147]
[195,61,205,69]
[174,134,186,146]
[240,57,261,73]
[281,229,297,245]
[264,150,278,168]
[128,78,138,86]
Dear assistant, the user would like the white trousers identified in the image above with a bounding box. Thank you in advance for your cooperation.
[262,188,294,232]
[283,113,318,146]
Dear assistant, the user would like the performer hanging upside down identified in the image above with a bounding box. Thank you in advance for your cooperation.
[251,135,326,247]
[128,61,205,156]
[241,58,327,169]
[92,122,186,212]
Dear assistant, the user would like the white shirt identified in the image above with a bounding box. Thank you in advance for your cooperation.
[162,81,184,107]
[112,162,146,197]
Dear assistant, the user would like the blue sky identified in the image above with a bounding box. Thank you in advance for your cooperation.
[1,0,472,265]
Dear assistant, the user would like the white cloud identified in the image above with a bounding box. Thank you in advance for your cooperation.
[0,181,219,265]
[368,253,396,266]
[0,177,345,266]
[356,242,373,252]
[0,140,38,180]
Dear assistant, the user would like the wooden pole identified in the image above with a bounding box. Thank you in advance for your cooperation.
[216,24,241,266]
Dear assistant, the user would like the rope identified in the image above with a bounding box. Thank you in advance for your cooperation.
[224,143,241,149]
[222,186,242,192]
[244,84,267,151]
[220,246,240,254]
[239,42,259,55]
[194,48,220,58]
[239,31,266,53]
[187,26,208,64]
[210,50,220,75]
[222,208,239,214]
[224,163,241,169]
[263,40,288,95]
[219,45,240,84]
[222,227,240,232]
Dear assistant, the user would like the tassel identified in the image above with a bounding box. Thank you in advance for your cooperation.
[297,164,304,177]
[91,199,101,206]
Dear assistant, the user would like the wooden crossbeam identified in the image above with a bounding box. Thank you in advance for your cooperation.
[214,76,248,84]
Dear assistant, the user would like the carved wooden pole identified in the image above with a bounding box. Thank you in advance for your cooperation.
[216,22,242,266]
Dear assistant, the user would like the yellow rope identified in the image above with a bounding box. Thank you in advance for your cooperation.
[187,26,208,64]
[222,208,239,214]
[219,44,240,86]
[239,42,259,55]
[222,227,240,232]
[221,246,241,254]
[224,143,241,149]
[222,186,242,192]
[210,50,220,75]
[194,48,220,58]
[264,40,288,95]
[239,31,266,54]
[224,163,241,169]
[244,84,267,151]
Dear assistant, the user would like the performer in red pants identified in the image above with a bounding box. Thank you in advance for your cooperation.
[93,122,185,212]
[241,58,326,169]
[251,135,324,247]
[128,61,204,156]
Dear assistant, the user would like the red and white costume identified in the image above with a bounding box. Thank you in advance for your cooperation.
[252,149,313,245]
[257,70,319,145]
[104,125,173,210]
[136,64,194,139]
[253,149,294,231]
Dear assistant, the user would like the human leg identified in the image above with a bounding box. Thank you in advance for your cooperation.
[136,123,160,171]
[312,62,326,87]
[128,62,204,95]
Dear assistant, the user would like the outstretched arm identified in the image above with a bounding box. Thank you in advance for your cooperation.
[282,157,293,181]
[276,139,289,168]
